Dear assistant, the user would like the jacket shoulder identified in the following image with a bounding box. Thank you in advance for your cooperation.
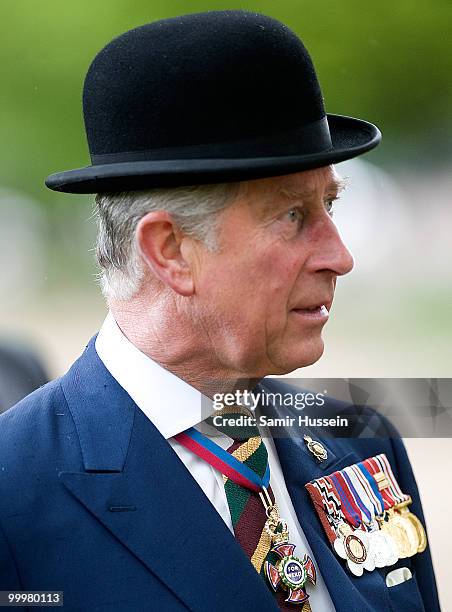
[0,377,65,440]
[0,377,79,485]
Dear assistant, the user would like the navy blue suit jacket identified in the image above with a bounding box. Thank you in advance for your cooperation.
[0,337,440,611]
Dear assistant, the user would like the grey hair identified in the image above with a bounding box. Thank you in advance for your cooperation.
[94,183,240,301]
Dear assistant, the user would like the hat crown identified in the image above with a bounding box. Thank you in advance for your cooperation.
[83,10,325,159]
[45,10,380,194]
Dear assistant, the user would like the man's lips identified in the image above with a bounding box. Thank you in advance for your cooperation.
[291,298,334,313]
[292,305,329,320]
[290,298,334,322]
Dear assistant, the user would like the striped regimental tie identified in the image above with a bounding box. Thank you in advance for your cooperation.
[215,409,313,612]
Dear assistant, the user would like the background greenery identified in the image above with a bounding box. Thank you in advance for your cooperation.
[1,0,452,204]
[1,0,450,371]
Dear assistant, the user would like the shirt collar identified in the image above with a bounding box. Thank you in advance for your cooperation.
[95,312,215,439]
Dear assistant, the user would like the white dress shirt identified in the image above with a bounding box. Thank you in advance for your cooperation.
[95,312,336,611]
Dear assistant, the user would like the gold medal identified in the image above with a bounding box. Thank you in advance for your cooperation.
[392,511,419,557]
[395,498,427,554]
[405,512,427,553]
[378,509,417,558]
[365,456,426,558]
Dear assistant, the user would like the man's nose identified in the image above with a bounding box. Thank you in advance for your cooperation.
[310,216,355,276]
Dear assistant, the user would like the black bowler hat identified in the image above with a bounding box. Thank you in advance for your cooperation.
[46,10,381,194]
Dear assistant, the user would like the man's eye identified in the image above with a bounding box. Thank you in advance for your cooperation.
[287,208,303,225]
[325,198,338,217]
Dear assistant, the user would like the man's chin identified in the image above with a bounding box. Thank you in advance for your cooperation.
[263,340,325,376]
[283,354,324,374]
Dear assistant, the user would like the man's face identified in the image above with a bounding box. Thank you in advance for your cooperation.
[189,165,354,377]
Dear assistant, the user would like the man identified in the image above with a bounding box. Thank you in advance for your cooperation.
[0,10,440,612]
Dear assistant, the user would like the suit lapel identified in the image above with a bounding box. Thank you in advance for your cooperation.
[60,338,278,612]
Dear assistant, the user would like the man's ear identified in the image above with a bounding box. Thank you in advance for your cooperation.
[136,211,195,296]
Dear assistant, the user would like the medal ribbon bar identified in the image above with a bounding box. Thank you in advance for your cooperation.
[305,453,428,575]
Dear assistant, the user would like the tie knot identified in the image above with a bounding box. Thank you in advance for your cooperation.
[208,406,269,480]
[226,435,268,480]
[209,405,259,441]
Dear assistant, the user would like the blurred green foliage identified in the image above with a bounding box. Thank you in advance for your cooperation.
[1,0,451,204]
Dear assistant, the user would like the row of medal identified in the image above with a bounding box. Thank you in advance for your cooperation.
[305,453,427,577]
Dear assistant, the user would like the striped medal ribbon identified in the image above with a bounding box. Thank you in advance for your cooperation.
[341,467,373,527]
[306,477,344,543]
[343,465,398,568]
[354,458,407,560]
[324,473,375,576]
[362,455,406,509]
[364,454,427,555]
[375,454,427,553]
[328,473,362,528]
[175,426,317,607]
[306,454,428,576]
[352,462,385,518]
[306,472,372,577]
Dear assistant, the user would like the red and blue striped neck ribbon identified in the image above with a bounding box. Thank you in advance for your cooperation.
[174,426,270,493]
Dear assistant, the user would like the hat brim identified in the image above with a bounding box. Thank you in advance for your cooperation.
[45,114,381,194]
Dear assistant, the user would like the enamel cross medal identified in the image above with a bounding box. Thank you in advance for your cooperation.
[174,425,317,606]
[260,487,317,605]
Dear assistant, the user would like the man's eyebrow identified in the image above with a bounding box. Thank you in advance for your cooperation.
[277,176,348,200]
